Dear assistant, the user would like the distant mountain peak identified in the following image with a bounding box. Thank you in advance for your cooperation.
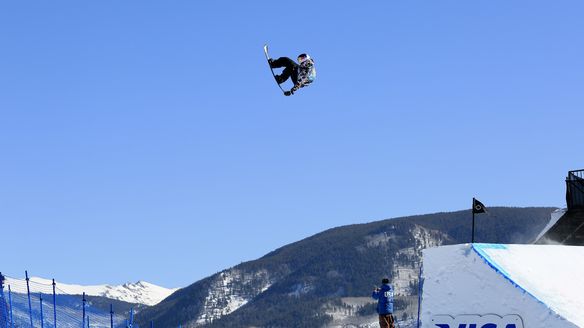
[5,276,178,306]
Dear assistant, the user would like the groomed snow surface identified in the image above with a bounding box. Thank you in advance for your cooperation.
[419,243,584,328]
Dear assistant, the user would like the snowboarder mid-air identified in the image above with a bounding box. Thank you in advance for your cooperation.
[268,53,316,96]
[372,278,395,328]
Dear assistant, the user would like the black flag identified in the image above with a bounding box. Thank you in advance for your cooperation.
[473,198,486,214]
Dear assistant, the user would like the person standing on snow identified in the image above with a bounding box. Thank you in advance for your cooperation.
[268,53,316,96]
[372,277,395,328]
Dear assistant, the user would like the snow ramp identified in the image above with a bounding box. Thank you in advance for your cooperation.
[418,243,584,328]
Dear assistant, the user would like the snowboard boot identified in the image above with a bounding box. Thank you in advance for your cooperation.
[274,74,285,84]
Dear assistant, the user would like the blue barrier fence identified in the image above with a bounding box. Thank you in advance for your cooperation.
[0,271,158,328]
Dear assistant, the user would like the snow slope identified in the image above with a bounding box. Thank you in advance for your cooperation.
[473,243,584,326]
[5,276,178,306]
[419,243,584,328]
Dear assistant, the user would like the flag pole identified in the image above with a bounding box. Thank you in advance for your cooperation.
[471,198,476,243]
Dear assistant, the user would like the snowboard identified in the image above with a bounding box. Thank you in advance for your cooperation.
[264,44,286,94]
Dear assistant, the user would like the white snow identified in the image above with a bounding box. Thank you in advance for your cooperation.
[392,225,446,295]
[4,276,178,306]
[288,282,314,297]
[473,243,584,326]
[196,269,272,325]
[419,243,584,328]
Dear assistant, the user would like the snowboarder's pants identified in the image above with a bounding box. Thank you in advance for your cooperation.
[271,57,298,85]
[378,314,395,328]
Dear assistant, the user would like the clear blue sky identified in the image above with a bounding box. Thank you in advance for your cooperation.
[1,1,583,288]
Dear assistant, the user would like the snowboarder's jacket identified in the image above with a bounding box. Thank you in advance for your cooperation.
[291,56,316,93]
[372,283,394,315]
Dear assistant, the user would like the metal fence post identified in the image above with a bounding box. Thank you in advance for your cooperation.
[39,293,44,328]
[150,320,153,328]
[82,293,86,328]
[110,304,114,328]
[25,271,34,328]
[52,279,57,328]
[8,286,14,328]
[129,307,134,327]
[0,272,8,328]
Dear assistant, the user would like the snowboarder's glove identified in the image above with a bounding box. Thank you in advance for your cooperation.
[292,82,305,92]
[284,90,294,96]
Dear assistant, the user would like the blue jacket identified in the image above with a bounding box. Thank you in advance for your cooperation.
[371,283,394,314]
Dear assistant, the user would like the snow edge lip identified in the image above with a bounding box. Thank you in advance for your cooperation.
[470,243,569,323]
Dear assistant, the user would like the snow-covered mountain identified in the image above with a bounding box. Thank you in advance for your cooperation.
[136,207,554,327]
[5,276,178,306]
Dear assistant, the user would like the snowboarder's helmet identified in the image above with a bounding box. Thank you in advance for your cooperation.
[382,278,390,284]
[297,53,310,63]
